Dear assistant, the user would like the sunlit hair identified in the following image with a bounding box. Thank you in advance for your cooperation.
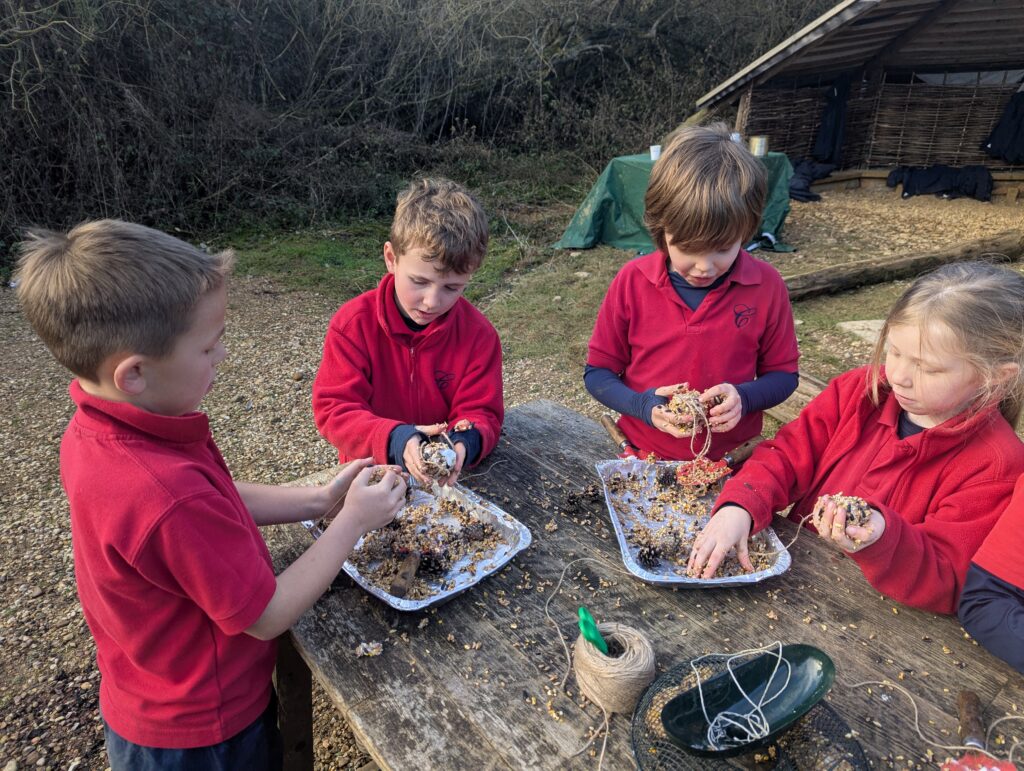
[15,219,234,381]
[867,261,1024,426]
[389,177,488,274]
[644,122,766,254]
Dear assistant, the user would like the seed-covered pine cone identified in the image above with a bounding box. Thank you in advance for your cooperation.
[827,493,873,527]
[654,524,682,558]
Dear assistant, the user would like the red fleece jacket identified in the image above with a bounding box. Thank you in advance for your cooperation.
[973,474,1024,589]
[714,366,1024,614]
[313,273,503,464]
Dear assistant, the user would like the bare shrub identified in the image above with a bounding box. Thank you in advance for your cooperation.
[0,0,831,274]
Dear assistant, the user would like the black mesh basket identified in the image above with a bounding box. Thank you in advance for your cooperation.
[631,657,868,770]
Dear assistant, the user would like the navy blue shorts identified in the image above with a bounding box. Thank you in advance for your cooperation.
[104,693,283,771]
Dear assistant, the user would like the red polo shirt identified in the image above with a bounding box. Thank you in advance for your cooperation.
[715,367,1024,613]
[61,382,277,748]
[973,474,1024,589]
[587,249,798,460]
[313,272,504,464]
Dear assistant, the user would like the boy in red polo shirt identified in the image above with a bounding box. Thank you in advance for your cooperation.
[313,178,503,487]
[959,474,1024,672]
[585,124,799,460]
[15,220,407,770]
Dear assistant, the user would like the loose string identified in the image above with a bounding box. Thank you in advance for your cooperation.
[842,679,1024,763]
[747,512,815,558]
[677,390,714,460]
[690,642,792,750]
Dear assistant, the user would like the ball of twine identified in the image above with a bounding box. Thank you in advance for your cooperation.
[573,622,656,714]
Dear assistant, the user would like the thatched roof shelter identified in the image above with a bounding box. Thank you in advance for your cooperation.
[697,0,1024,171]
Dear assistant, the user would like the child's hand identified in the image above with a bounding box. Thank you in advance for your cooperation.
[686,505,754,578]
[402,435,433,487]
[335,465,406,534]
[438,442,468,487]
[415,422,448,436]
[650,383,694,437]
[318,458,375,520]
[702,383,742,432]
[812,496,885,552]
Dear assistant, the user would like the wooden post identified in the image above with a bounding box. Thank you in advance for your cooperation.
[735,84,753,135]
[276,633,314,771]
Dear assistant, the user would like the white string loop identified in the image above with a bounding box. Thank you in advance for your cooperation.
[690,641,792,750]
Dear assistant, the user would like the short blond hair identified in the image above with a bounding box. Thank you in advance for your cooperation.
[389,178,488,274]
[644,123,766,254]
[15,220,234,380]
[867,261,1024,426]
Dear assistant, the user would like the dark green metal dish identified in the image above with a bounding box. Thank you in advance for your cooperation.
[660,644,835,758]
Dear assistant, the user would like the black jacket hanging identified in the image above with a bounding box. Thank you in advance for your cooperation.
[982,90,1024,165]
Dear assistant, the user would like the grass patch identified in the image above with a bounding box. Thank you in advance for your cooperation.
[485,245,630,364]
[792,280,911,378]
[223,219,553,305]
[226,221,391,295]
[218,148,594,300]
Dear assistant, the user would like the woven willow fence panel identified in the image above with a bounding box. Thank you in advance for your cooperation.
[742,78,1020,169]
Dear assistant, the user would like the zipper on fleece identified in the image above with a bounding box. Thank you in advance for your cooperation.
[409,345,418,414]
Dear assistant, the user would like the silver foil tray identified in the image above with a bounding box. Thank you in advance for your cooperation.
[302,483,532,611]
[595,458,790,587]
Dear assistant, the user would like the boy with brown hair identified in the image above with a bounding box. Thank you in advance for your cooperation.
[585,123,800,460]
[16,220,407,770]
[313,177,504,487]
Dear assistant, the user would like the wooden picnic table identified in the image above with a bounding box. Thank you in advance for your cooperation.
[266,400,1024,769]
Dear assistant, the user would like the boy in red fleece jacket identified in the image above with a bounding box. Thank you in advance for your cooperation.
[313,178,504,487]
[15,220,406,770]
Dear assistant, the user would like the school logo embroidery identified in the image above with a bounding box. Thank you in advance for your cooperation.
[733,304,756,328]
[435,370,455,391]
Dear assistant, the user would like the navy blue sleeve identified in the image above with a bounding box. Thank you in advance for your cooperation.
[387,425,426,468]
[958,563,1024,674]
[735,371,799,416]
[584,365,667,426]
[448,428,482,467]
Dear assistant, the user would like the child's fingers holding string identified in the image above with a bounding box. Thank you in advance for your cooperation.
[651,406,693,437]
[654,382,688,398]
[323,458,373,517]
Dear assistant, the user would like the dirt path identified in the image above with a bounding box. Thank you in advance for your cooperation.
[1,188,1021,769]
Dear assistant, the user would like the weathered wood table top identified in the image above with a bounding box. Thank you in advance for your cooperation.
[267,400,1023,769]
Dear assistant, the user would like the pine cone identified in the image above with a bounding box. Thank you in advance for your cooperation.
[656,466,678,489]
[636,543,662,568]
[630,527,663,568]
[420,551,451,575]
[462,521,486,542]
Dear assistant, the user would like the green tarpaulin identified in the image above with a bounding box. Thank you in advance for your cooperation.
[555,151,794,252]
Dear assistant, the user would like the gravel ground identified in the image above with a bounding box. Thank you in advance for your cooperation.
[1,188,1021,770]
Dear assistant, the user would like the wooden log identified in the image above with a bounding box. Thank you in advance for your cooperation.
[783,230,1024,302]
